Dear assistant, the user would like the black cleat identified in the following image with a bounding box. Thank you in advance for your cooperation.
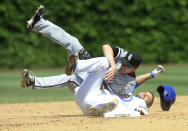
[78,49,91,60]
[26,5,45,29]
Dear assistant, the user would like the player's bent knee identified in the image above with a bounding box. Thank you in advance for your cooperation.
[96,57,109,67]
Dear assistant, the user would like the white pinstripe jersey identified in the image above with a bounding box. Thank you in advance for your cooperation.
[105,46,136,96]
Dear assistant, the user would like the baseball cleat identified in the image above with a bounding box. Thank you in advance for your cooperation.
[26,5,45,29]
[65,54,77,76]
[89,98,119,116]
[21,69,35,88]
[78,49,91,60]
[151,65,164,78]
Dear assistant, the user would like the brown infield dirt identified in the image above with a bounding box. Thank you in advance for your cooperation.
[0,96,188,131]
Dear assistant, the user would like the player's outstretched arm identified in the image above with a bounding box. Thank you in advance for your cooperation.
[102,44,116,81]
[136,65,164,87]
[136,73,151,86]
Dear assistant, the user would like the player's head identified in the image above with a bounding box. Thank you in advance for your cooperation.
[136,91,154,108]
[120,51,142,74]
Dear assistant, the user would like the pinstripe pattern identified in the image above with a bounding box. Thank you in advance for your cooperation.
[106,46,136,95]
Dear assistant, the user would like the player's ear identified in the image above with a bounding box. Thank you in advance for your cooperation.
[147,92,154,108]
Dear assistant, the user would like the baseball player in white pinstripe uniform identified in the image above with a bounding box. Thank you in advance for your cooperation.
[21,5,164,116]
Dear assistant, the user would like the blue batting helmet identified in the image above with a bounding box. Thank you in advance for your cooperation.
[157,85,176,111]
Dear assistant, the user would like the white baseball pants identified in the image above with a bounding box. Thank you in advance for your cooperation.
[74,57,118,115]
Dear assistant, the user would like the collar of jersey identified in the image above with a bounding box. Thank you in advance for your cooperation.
[119,95,133,102]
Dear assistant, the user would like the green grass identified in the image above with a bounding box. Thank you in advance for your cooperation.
[0,65,188,104]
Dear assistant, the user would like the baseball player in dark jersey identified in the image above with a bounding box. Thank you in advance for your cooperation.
[101,44,164,107]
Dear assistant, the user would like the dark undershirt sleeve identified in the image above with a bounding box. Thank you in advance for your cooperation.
[111,46,120,59]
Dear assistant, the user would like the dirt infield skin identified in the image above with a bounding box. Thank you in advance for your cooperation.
[0,96,188,131]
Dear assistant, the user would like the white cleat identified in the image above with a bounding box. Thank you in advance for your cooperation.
[26,5,45,29]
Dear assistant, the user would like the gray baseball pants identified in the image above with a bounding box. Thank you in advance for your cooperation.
[33,18,84,55]
[31,18,87,90]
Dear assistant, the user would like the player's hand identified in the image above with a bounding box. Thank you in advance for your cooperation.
[104,66,116,81]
